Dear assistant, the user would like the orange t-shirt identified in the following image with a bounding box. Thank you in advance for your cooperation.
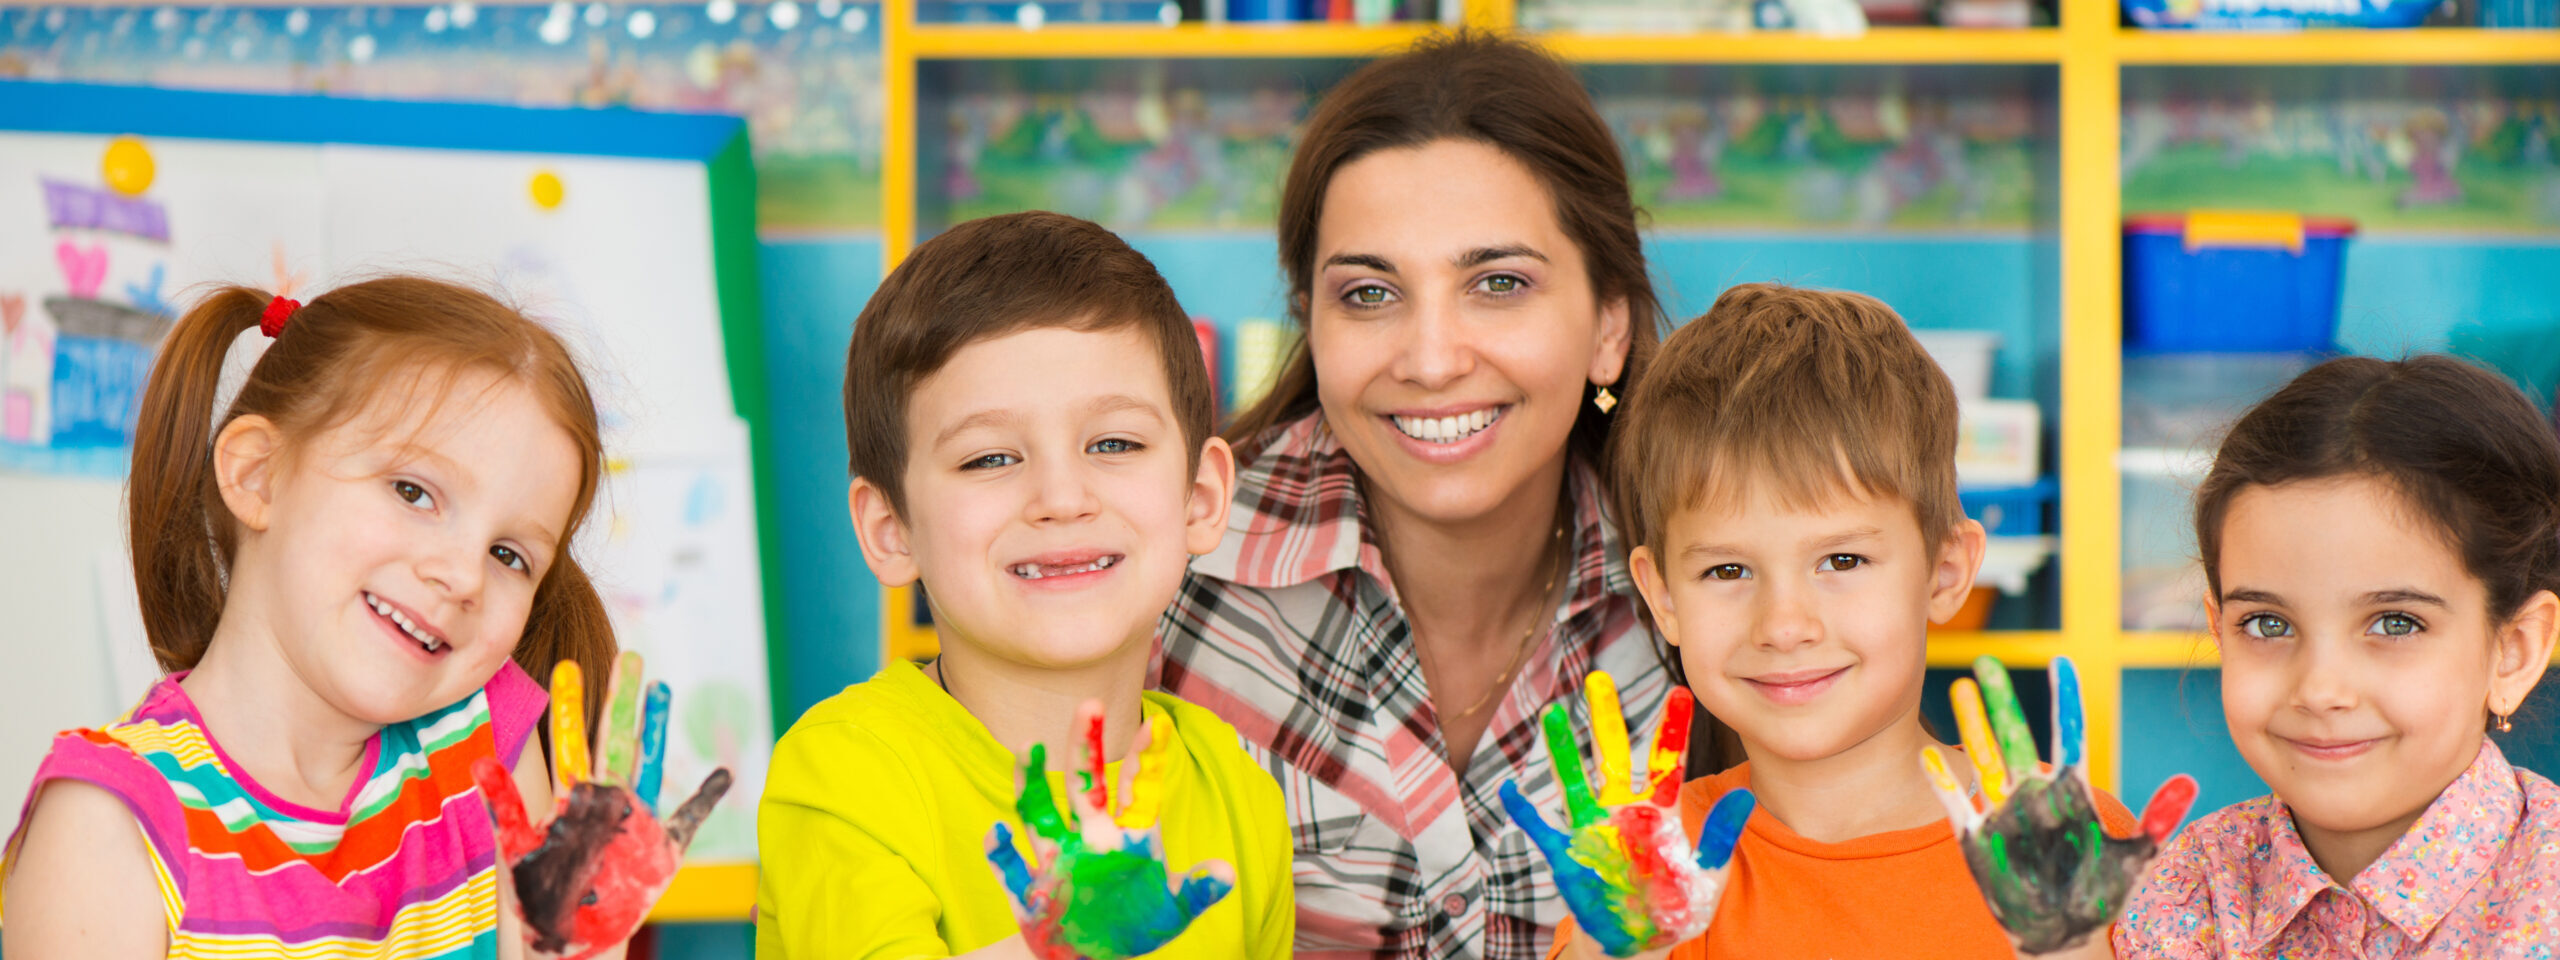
[1546,762,2140,960]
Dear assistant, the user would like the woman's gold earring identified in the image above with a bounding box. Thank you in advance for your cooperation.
[1593,386,1618,414]
[2496,711,2515,733]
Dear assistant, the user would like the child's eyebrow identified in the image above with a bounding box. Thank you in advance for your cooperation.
[1084,394,1166,423]
[2359,587,2449,609]
[2222,587,2286,606]
[934,408,1023,447]
[1806,526,1885,552]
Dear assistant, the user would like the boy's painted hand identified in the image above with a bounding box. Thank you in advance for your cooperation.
[472,654,734,960]
[984,701,1234,960]
[1500,675,1753,958]
[1924,656,2198,956]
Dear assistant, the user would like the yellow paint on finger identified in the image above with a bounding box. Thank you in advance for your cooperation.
[551,659,589,790]
[1586,672,1634,806]
[1951,678,2008,806]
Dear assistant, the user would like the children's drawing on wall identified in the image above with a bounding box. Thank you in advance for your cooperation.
[587,444,773,863]
[2124,87,2560,231]
[2,138,175,475]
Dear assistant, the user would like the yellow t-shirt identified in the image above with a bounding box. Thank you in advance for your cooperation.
[755,659,1293,960]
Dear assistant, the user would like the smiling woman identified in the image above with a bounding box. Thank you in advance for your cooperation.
[1152,33,1702,960]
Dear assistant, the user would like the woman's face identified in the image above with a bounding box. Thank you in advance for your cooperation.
[1307,138,1631,528]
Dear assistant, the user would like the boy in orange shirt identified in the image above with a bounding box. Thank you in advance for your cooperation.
[1543,284,2146,959]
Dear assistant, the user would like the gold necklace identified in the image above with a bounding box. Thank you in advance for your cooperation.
[1417,513,1570,727]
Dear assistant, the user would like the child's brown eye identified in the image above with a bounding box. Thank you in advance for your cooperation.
[1819,554,1864,572]
[1704,563,1748,581]
[393,480,434,509]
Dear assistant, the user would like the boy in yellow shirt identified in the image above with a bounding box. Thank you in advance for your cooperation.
[755,211,1292,960]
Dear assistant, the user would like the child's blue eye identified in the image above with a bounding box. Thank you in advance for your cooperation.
[491,544,529,574]
[2240,613,2293,639]
[2368,612,2422,637]
[1346,284,1394,307]
[1818,554,1865,572]
[962,453,1018,471]
[393,480,435,510]
[1090,438,1143,455]
[1703,563,1749,582]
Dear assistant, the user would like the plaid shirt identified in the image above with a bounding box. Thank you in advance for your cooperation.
[1152,414,1673,960]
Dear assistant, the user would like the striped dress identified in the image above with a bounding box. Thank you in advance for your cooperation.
[4,662,545,959]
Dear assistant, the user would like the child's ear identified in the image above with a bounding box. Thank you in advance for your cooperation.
[1588,295,1632,388]
[1184,436,1238,557]
[212,414,284,533]
[1628,544,1682,647]
[1924,517,1988,624]
[2490,588,2559,722]
[847,477,920,588]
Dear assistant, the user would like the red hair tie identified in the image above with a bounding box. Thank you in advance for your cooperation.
[260,295,300,337]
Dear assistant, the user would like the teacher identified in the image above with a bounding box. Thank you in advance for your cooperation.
[1154,33,1685,959]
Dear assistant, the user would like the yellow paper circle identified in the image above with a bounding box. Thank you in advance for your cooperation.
[529,170,565,210]
[102,136,155,196]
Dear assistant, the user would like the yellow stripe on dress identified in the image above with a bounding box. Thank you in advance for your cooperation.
[166,868,496,960]
[140,818,186,936]
[102,719,226,773]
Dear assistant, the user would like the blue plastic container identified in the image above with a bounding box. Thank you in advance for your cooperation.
[1960,478,2058,537]
[2122,0,2434,28]
[2123,212,2355,354]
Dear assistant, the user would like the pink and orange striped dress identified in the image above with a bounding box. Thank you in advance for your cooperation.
[4,662,545,959]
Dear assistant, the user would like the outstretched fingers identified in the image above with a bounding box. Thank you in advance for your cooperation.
[1646,688,1695,807]
[1951,676,2010,806]
[984,823,1038,920]
[2050,657,2085,773]
[1585,672,1635,807]
[470,755,544,861]
[664,768,734,852]
[596,651,648,787]
[1539,704,1604,829]
[2136,774,2200,844]
[636,681,672,814]
[1919,748,1980,834]
[550,660,589,797]
[1693,788,1754,871]
[1971,656,2042,789]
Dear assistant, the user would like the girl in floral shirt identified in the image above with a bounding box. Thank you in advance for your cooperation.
[2115,354,2560,959]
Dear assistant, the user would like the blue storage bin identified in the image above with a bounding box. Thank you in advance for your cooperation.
[1960,478,2058,537]
[2124,212,2355,354]
[2122,0,2434,28]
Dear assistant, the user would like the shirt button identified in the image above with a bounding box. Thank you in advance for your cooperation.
[1441,893,1467,917]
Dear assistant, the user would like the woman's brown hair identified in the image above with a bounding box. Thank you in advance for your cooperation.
[126,277,617,716]
[1223,30,1664,471]
[2195,354,2560,626]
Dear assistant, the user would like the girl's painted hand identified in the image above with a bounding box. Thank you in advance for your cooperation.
[984,701,1234,960]
[472,654,734,960]
[1500,675,1753,958]
[1925,656,2198,956]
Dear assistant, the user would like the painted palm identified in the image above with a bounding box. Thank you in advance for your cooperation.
[1925,656,2199,955]
[471,653,733,960]
[985,701,1234,960]
[1501,674,1754,958]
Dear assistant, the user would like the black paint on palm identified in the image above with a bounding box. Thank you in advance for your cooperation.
[1957,772,2156,955]
[512,783,634,953]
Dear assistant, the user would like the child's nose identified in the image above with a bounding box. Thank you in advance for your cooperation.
[1753,582,1824,650]
[1024,457,1102,524]
[415,541,483,610]
[2288,639,2363,712]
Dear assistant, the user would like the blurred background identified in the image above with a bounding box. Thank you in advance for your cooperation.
[0,1,2556,955]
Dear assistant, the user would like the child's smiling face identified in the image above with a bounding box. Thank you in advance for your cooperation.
[852,324,1231,670]
[1632,473,1983,764]
[2210,474,2552,845]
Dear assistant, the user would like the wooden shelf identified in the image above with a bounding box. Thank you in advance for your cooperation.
[649,863,758,923]
[1540,27,2063,64]
[2116,27,2560,65]
[906,22,1438,59]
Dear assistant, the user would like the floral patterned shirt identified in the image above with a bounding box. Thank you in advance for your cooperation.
[2114,738,2560,959]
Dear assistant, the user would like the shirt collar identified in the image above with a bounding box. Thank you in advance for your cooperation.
[1188,413,1636,611]
[2244,738,2522,948]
